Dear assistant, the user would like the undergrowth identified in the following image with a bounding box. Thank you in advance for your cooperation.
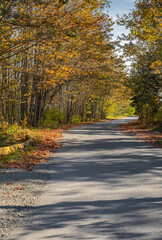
[0,127,62,170]
[0,118,109,170]
[0,123,30,147]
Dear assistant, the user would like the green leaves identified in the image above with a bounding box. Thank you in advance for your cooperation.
[117,0,162,125]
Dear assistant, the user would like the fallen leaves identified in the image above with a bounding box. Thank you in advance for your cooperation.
[0,120,109,171]
[121,120,162,147]
[2,183,25,191]
[41,170,48,173]
[4,182,12,185]
[0,128,62,171]
[13,187,24,191]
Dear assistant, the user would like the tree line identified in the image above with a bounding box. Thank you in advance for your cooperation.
[0,0,160,128]
[118,0,162,126]
[0,0,130,127]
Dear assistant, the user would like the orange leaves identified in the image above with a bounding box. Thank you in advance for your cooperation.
[13,187,24,191]
[0,128,62,171]
[121,120,162,148]
[130,0,162,43]
[0,0,121,128]
[4,182,12,186]
[150,60,162,74]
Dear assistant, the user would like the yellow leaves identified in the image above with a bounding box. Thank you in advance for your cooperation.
[0,0,118,116]
[127,1,162,44]
[150,60,162,74]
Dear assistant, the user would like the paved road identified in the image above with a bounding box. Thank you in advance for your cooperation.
[8,117,162,240]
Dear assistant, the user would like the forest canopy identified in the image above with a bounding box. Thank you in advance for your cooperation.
[0,0,161,128]
[0,0,131,127]
[117,0,162,125]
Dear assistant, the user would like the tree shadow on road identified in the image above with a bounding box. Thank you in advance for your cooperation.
[4,197,162,240]
[1,117,162,239]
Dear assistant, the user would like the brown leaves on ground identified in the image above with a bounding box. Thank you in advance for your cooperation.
[1,129,63,171]
[121,120,162,147]
[1,120,110,170]
[13,187,24,191]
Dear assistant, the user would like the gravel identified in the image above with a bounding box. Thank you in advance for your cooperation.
[0,165,50,239]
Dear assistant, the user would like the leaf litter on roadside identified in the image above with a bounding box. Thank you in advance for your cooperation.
[0,129,62,170]
[121,120,162,147]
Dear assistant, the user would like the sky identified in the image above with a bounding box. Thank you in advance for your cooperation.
[107,0,135,40]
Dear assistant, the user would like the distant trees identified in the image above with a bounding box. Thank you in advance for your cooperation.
[118,0,162,125]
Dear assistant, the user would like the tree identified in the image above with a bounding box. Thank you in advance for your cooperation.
[1,0,123,126]
[117,0,162,125]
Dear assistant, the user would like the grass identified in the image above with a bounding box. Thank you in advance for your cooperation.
[0,123,30,147]
[0,125,62,170]
[1,117,161,171]
[0,118,111,170]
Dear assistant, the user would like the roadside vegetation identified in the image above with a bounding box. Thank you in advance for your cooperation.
[0,123,30,147]
[0,124,62,170]
[0,0,161,169]
[117,0,162,127]
[121,119,162,147]
[118,0,162,146]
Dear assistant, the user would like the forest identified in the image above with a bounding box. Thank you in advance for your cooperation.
[0,2,162,240]
[0,0,161,154]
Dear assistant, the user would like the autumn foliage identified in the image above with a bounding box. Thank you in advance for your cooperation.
[0,128,62,170]
[0,0,128,127]
[118,0,162,126]
[121,120,162,148]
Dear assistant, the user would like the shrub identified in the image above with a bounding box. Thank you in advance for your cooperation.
[71,115,82,124]
[42,108,66,128]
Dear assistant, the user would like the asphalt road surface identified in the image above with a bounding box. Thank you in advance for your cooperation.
[8,117,162,240]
